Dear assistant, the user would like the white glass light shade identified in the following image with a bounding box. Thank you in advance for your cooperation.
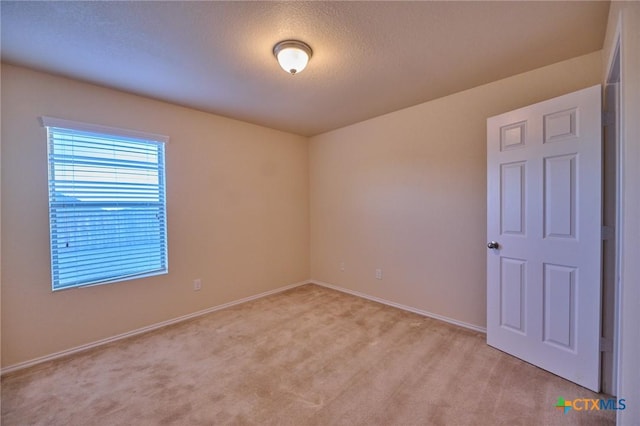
[273,40,312,75]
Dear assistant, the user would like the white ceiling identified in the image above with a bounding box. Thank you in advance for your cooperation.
[1,1,609,136]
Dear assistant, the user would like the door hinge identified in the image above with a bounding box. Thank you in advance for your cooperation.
[602,111,615,126]
[600,337,613,352]
[602,226,615,240]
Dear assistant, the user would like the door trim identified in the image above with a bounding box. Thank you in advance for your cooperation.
[603,18,622,400]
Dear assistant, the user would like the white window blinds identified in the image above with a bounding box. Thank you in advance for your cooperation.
[42,117,169,290]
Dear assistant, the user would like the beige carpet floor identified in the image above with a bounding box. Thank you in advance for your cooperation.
[2,284,614,425]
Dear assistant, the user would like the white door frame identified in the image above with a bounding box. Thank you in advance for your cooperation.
[603,18,623,403]
[602,43,621,396]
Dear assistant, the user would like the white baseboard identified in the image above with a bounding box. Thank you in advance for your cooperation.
[1,280,310,376]
[311,280,487,334]
[2,279,485,375]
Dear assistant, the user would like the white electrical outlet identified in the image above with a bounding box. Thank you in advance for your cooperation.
[375,268,383,280]
[193,279,202,291]
[340,262,345,271]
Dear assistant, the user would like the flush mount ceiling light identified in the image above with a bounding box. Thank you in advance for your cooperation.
[273,40,313,75]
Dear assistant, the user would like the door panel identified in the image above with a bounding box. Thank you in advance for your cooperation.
[544,108,577,142]
[487,85,602,391]
[500,257,526,333]
[543,263,576,351]
[501,162,526,235]
[544,154,577,239]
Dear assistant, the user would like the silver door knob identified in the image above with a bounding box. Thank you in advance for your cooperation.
[487,241,500,249]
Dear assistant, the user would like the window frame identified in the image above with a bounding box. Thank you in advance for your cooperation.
[40,116,170,291]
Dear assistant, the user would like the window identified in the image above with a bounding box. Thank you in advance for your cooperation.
[41,117,169,291]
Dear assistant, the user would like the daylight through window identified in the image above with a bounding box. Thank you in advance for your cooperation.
[42,117,168,290]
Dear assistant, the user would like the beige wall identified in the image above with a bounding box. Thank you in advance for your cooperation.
[1,64,310,367]
[603,2,640,423]
[1,49,611,369]
[309,51,602,329]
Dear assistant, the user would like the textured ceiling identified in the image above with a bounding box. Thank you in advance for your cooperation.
[1,1,609,136]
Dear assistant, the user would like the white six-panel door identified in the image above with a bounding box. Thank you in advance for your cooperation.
[487,85,602,391]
